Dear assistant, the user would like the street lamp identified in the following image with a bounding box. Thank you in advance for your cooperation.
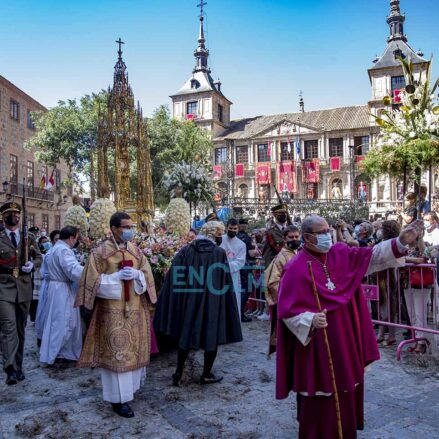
[2,181,12,200]
[348,145,355,201]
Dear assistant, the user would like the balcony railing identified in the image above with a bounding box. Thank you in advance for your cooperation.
[6,182,55,201]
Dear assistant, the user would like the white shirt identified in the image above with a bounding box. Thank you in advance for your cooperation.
[5,228,20,246]
[424,227,439,247]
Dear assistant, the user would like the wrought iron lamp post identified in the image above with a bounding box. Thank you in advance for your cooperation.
[2,181,12,201]
[348,145,355,201]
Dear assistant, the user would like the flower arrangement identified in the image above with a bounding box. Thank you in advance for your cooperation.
[89,198,116,240]
[135,228,189,289]
[164,198,191,236]
[63,205,88,237]
[162,161,215,204]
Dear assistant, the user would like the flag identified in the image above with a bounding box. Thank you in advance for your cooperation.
[267,141,272,157]
[46,171,55,190]
[39,175,46,190]
[296,135,301,156]
[393,89,402,103]
[287,136,291,153]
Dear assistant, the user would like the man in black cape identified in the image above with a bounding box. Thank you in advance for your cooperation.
[154,221,242,386]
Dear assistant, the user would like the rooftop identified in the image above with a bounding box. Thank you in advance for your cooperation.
[0,75,47,112]
[214,105,372,141]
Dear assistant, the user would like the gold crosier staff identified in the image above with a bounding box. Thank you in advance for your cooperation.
[307,261,343,439]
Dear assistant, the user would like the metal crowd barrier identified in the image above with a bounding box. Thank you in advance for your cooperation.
[363,263,439,361]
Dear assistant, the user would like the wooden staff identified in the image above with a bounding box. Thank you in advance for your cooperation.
[307,261,343,439]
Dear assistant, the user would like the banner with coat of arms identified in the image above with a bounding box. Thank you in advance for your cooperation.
[276,162,297,193]
[301,159,320,183]
[256,163,271,184]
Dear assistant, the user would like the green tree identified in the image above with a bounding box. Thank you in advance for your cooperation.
[148,105,214,208]
[26,92,106,190]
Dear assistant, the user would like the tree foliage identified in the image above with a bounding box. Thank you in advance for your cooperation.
[148,105,214,208]
[26,93,106,174]
[364,57,439,182]
[26,100,214,207]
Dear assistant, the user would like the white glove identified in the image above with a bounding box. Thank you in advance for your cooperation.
[107,271,125,282]
[21,261,34,273]
[119,267,140,281]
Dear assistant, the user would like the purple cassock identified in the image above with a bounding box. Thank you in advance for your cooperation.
[276,242,393,439]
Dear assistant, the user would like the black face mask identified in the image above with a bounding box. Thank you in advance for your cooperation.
[276,214,287,224]
[73,240,80,249]
[227,231,237,239]
[4,215,19,227]
[287,240,301,250]
[215,236,223,246]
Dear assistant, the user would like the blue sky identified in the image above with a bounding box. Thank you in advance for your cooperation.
[1,0,438,120]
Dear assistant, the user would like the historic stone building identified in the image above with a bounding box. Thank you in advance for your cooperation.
[0,75,71,231]
[171,0,433,213]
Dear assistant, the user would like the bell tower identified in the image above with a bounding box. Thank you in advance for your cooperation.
[170,1,232,136]
[368,0,429,116]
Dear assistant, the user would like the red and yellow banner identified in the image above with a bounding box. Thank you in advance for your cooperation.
[256,163,271,185]
[276,161,297,193]
[302,159,320,183]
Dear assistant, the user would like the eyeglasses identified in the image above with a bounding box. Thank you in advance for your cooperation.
[307,230,330,235]
[119,225,136,230]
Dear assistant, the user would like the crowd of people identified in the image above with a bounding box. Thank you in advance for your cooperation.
[0,195,437,437]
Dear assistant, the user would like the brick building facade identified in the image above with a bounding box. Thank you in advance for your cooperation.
[0,75,71,232]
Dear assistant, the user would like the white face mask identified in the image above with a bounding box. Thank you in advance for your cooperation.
[308,232,332,253]
[376,230,383,240]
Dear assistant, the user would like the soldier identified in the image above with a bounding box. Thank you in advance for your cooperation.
[262,204,289,265]
[0,202,42,385]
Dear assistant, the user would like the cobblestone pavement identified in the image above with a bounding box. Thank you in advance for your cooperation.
[1,321,439,438]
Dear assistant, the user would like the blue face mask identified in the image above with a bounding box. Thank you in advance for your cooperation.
[42,242,52,252]
[424,222,431,230]
[315,232,333,253]
[121,229,134,242]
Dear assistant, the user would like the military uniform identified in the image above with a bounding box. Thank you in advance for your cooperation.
[262,224,285,265]
[0,202,42,380]
[262,204,289,265]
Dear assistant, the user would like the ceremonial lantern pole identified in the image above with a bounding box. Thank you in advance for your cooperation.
[307,261,343,439]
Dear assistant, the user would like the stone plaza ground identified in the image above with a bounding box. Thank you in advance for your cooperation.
[1,321,439,438]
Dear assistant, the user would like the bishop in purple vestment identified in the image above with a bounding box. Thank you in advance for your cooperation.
[276,216,422,439]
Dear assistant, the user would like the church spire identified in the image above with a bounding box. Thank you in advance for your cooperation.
[193,1,210,74]
[387,0,407,43]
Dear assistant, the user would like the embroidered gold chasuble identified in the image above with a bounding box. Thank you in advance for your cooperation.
[75,240,157,373]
